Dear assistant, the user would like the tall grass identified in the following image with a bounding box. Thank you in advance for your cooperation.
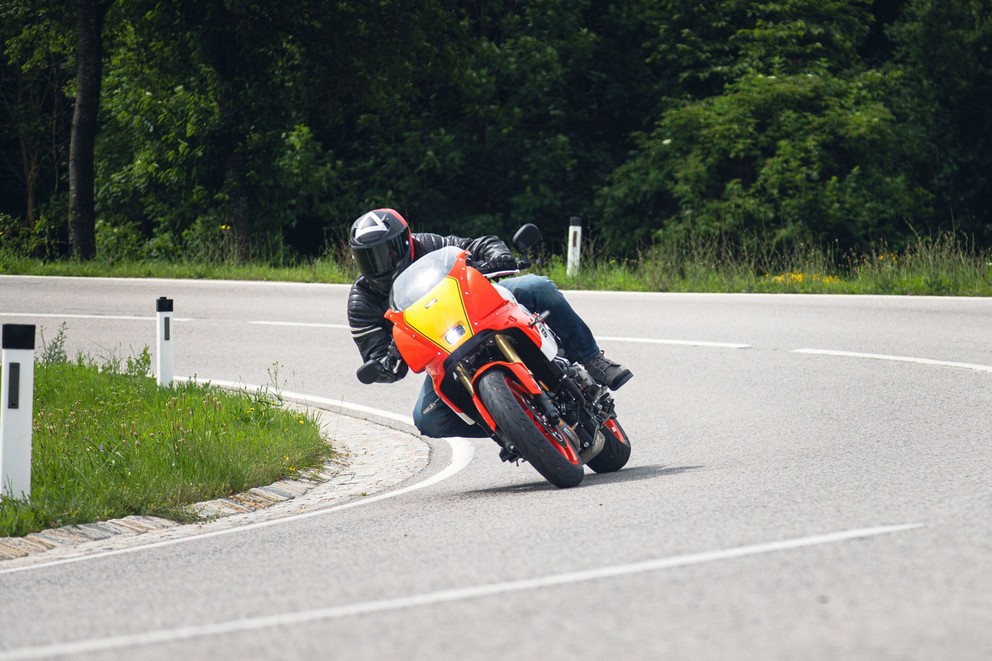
[1,231,989,294]
[0,329,330,538]
[0,252,359,283]
[539,233,992,295]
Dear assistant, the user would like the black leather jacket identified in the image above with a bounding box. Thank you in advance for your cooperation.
[347,232,514,365]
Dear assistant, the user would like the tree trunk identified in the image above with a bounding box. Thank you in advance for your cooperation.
[67,0,110,260]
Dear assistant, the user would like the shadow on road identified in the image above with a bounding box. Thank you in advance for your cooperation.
[465,464,704,496]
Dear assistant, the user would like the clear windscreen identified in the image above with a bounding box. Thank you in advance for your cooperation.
[389,246,463,311]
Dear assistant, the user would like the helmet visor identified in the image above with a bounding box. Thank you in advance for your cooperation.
[354,232,410,281]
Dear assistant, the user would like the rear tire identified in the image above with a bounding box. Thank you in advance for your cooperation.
[586,416,631,473]
[477,369,584,488]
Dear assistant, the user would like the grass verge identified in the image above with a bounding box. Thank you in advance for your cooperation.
[2,234,989,295]
[540,233,992,296]
[0,332,330,538]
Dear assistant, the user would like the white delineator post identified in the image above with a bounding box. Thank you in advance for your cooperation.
[156,297,174,387]
[1,324,36,500]
[567,216,583,278]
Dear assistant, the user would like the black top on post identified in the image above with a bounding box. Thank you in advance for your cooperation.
[2,324,36,350]
[156,297,174,312]
[570,216,583,227]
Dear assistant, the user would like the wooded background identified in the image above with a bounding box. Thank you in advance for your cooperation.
[1,1,990,262]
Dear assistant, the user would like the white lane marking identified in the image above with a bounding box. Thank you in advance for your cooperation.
[0,523,923,659]
[0,393,475,577]
[794,349,992,373]
[248,322,752,348]
[599,336,749,349]
[249,321,350,329]
[0,313,192,322]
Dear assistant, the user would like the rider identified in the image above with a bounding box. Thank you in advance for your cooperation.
[347,208,633,438]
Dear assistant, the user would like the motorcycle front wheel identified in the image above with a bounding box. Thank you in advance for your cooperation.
[477,369,584,488]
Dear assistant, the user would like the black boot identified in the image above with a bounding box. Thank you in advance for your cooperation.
[581,351,633,390]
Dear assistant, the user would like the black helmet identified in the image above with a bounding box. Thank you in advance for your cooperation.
[349,208,414,293]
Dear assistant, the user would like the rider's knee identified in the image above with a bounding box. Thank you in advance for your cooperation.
[509,274,564,307]
[413,404,459,438]
[412,407,440,438]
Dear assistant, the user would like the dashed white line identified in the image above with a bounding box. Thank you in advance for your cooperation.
[0,313,191,322]
[599,336,749,349]
[794,349,992,373]
[249,321,350,329]
[0,523,923,660]
[247,322,751,348]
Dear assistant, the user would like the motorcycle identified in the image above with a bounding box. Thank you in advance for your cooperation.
[357,224,631,488]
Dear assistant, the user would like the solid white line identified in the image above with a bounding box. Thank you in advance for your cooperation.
[794,348,992,373]
[249,321,350,329]
[201,380,415,428]
[0,391,475,577]
[599,336,749,349]
[0,523,923,659]
[0,313,191,322]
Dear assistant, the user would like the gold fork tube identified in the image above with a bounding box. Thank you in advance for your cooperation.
[454,364,474,394]
[493,333,522,364]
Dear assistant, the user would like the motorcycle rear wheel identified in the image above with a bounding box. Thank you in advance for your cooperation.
[477,369,584,488]
[586,416,631,473]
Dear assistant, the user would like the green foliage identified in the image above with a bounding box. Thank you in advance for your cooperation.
[599,67,924,252]
[887,0,992,244]
[38,321,69,365]
[0,0,73,250]
[595,0,939,254]
[2,0,991,263]
[532,231,991,295]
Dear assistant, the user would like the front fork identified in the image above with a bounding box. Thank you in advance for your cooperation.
[458,334,573,458]
[450,332,608,463]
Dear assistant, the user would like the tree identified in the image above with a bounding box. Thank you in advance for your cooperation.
[595,0,923,253]
[67,0,111,260]
[889,0,992,243]
[0,0,73,252]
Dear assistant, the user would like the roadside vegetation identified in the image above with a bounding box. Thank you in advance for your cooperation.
[0,325,330,538]
[2,232,990,296]
[5,2,992,276]
[541,233,992,296]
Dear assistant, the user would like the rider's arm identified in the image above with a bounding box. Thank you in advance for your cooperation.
[420,233,517,275]
[347,281,408,383]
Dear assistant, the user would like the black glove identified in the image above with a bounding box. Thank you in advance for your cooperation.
[375,343,408,383]
[472,253,518,275]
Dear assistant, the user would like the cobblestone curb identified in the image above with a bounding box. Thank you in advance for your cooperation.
[0,408,429,567]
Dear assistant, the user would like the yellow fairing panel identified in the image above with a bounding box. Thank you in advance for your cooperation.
[403,276,474,351]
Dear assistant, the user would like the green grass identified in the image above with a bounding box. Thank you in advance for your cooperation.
[0,252,359,283]
[0,338,330,538]
[540,233,992,296]
[2,233,989,295]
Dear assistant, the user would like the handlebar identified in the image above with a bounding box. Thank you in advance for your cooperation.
[356,360,382,384]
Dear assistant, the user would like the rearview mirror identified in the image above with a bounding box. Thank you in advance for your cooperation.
[512,223,541,252]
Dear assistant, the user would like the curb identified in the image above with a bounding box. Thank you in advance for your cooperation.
[0,408,429,566]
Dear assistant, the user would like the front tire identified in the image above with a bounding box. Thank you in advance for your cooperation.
[477,369,584,488]
[586,416,631,473]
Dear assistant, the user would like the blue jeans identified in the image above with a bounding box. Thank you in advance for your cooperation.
[412,274,600,438]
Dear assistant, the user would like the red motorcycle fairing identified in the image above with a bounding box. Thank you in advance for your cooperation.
[385,249,551,433]
[376,240,623,487]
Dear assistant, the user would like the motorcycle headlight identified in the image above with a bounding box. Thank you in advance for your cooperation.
[444,323,467,346]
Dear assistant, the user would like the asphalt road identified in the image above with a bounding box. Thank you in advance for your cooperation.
[1,275,990,660]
